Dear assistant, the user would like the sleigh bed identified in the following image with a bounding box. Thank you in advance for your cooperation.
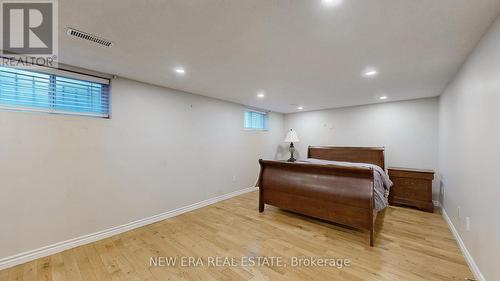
[257,146,390,246]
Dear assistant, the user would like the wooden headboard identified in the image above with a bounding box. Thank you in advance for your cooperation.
[307,146,385,169]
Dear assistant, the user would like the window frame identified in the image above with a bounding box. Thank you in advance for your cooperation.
[244,109,269,131]
[0,66,111,118]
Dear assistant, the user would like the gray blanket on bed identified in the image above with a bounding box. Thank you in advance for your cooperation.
[298,158,393,211]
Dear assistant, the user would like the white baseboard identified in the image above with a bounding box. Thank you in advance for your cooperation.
[0,187,258,271]
[441,208,485,281]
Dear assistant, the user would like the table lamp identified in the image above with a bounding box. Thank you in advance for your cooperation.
[284,129,300,162]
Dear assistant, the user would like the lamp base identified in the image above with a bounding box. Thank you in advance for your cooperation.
[288,142,296,162]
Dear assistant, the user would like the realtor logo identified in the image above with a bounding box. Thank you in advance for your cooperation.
[1,0,58,66]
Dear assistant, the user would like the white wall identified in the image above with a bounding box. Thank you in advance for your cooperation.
[0,78,284,260]
[439,14,500,281]
[284,98,439,197]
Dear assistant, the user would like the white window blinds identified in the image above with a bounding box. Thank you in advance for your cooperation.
[0,66,110,118]
[244,110,268,130]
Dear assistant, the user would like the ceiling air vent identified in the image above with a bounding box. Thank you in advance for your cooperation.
[66,28,113,47]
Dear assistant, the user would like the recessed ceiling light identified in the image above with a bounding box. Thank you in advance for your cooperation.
[174,67,185,74]
[322,0,343,7]
[257,92,265,98]
[297,106,304,110]
[362,67,378,77]
[379,96,388,100]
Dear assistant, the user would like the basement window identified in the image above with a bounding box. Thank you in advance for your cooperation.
[0,66,110,118]
[244,109,268,131]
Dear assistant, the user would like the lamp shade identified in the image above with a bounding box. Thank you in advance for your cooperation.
[284,129,300,142]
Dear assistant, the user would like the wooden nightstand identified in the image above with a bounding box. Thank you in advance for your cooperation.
[387,167,435,213]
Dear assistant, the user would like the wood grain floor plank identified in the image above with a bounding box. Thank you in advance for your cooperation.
[7,265,23,281]
[48,254,66,281]
[21,262,36,281]
[0,269,9,281]
[0,191,474,281]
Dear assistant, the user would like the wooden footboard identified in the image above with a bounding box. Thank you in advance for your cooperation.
[258,159,377,246]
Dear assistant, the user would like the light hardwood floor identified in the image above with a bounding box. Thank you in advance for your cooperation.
[0,191,473,281]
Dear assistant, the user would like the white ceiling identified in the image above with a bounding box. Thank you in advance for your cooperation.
[58,0,500,113]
